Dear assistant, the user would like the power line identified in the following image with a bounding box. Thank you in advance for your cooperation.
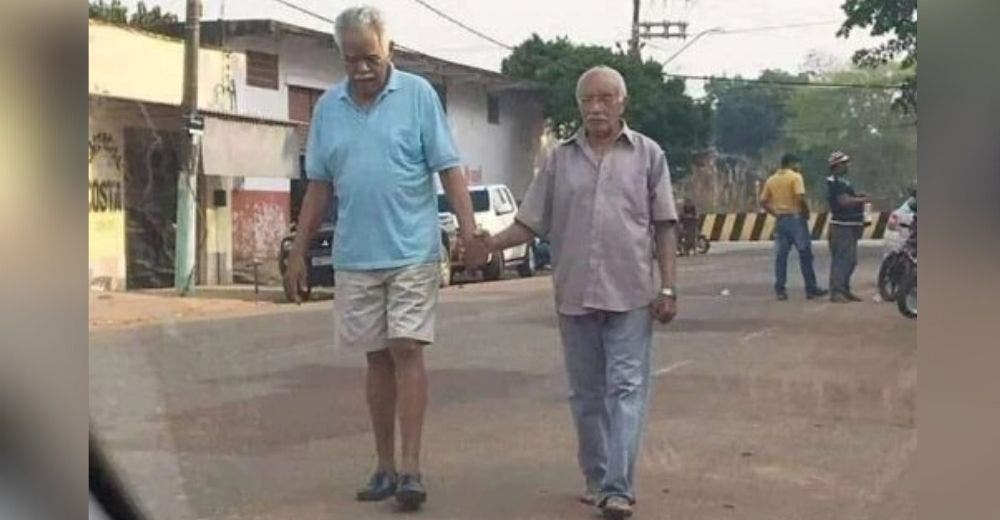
[268,0,333,24]
[718,20,841,34]
[665,73,904,90]
[409,0,513,50]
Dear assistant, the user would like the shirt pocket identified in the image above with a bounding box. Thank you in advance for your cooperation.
[387,125,423,168]
[616,159,651,226]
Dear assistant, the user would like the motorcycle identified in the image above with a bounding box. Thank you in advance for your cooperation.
[677,226,710,256]
[895,217,917,319]
[877,221,914,301]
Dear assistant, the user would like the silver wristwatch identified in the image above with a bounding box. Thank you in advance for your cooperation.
[659,287,677,300]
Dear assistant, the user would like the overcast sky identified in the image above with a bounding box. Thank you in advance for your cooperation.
[119,0,887,97]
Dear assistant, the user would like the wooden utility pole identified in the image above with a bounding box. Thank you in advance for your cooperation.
[175,0,203,295]
[630,0,689,60]
[629,0,641,58]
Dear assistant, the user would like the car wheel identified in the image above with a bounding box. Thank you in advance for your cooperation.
[517,246,536,277]
[482,251,504,281]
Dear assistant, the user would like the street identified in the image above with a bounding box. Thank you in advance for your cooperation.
[89,243,915,520]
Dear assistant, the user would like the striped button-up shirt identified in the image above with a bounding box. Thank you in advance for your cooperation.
[516,122,678,315]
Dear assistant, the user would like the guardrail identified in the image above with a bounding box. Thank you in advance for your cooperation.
[697,211,892,241]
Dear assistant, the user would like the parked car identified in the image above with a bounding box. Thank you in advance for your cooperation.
[278,221,451,302]
[438,184,536,281]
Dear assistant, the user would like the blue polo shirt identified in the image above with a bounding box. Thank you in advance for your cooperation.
[305,68,461,271]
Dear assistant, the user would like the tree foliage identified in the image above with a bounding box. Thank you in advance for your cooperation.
[89,1,179,27]
[704,70,806,159]
[501,34,711,178]
[783,66,917,207]
[837,0,917,112]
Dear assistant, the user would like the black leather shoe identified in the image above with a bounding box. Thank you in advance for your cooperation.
[395,473,427,510]
[776,292,789,301]
[845,292,864,302]
[356,470,397,502]
[806,288,829,299]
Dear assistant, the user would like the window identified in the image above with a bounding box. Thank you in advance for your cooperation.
[438,190,490,213]
[288,86,324,123]
[246,50,279,90]
[487,93,500,124]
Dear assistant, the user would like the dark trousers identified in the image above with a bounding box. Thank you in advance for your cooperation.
[828,223,863,295]
[774,214,819,295]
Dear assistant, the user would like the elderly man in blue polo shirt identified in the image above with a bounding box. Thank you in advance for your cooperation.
[283,6,485,511]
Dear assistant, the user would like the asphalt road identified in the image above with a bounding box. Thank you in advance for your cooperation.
[90,243,915,520]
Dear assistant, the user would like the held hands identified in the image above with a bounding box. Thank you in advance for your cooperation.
[649,294,678,324]
[459,232,491,270]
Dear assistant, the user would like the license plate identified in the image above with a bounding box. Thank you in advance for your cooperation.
[311,256,331,267]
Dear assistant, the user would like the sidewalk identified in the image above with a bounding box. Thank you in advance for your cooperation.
[89,285,334,330]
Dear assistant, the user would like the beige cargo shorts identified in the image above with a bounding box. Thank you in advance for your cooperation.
[333,262,440,352]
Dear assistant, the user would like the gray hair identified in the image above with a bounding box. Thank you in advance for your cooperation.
[575,66,628,100]
[334,6,389,51]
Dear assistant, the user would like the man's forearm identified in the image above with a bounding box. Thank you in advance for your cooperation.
[654,221,677,289]
[291,181,333,255]
[488,222,537,251]
[439,167,476,239]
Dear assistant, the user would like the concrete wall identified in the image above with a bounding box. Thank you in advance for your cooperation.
[224,34,344,121]
[446,84,545,198]
[88,102,129,291]
[88,20,241,112]
[231,189,289,284]
[89,97,236,289]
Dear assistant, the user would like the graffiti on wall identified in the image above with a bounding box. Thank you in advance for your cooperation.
[89,132,125,213]
[89,132,122,171]
[88,131,126,290]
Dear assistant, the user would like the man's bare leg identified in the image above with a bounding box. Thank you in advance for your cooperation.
[388,339,428,475]
[365,349,397,472]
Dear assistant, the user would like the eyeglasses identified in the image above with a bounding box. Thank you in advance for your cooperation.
[578,94,622,107]
[343,54,387,69]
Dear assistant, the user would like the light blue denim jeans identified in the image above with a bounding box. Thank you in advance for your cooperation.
[558,307,654,505]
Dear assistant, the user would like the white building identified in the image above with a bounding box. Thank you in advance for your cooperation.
[153,19,547,281]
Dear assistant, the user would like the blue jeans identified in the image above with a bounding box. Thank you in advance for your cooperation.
[558,307,654,505]
[774,214,820,294]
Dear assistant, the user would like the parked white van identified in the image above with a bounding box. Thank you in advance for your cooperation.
[437,184,536,282]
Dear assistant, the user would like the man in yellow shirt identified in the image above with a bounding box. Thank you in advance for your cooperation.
[759,154,828,301]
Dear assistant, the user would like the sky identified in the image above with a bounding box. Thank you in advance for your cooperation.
[118,0,888,97]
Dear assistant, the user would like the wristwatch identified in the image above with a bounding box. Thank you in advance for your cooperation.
[659,287,677,300]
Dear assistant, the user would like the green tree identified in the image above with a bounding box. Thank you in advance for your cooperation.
[129,2,179,27]
[784,66,917,208]
[501,34,711,178]
[837,0,917,112]
[705,69,805,159]
[89,1,179,27]
[89,0,128,24]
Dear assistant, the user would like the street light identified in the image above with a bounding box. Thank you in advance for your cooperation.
[662,26,724,65]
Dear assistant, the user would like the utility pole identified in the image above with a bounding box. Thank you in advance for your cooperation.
[175,0,203,295]
[630,0,688,60]
[628,0,641,58]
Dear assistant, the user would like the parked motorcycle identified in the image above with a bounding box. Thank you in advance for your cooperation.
[677,231,711,256]
[877,221,914,301]
[896,217,917,319]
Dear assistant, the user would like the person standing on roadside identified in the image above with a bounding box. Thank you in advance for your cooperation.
[759,153,828,301]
